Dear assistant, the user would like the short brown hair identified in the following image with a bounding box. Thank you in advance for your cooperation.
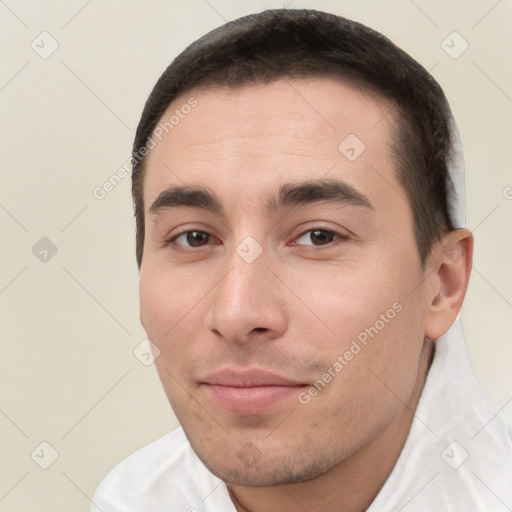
[131,8,455,268]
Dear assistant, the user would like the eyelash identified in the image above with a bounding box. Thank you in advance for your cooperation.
[165,228,349,252]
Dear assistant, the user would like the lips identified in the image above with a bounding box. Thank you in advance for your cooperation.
[202,368,305,387]
[200,368,308,414]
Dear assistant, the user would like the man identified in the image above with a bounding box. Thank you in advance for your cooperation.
[92,9,512,511]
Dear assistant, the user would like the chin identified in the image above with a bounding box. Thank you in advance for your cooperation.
[194,442,343,488]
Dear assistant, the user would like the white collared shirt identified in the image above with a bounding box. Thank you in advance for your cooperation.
[91,319,512,512]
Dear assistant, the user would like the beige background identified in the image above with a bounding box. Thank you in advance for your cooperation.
[1,0,511,510]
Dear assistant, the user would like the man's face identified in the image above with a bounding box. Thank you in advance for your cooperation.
[139,78,433,485]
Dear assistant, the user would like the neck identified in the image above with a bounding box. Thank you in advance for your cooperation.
[228,338,435,512]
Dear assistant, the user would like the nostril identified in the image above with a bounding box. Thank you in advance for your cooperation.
[252,327,267,333]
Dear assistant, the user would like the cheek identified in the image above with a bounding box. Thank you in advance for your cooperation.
[139,268,206,409]
[139,266,204,343]
[285,260,425,404]
[281,260,410,347]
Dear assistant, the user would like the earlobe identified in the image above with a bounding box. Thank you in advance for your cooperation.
[424,228,473,339]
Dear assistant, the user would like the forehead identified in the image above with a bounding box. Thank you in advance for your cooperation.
[142,77,399,212]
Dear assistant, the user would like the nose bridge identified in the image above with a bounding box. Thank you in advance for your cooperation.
[205,237,287,342]
[218,239,273,317]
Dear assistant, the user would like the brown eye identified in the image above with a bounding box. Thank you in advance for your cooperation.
[310,230,335,245]
[295,229,339,246]
[174,231,211,247]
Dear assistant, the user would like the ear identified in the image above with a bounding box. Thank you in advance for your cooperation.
[424,228,473,339]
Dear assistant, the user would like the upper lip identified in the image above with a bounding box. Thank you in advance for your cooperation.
[201,368,306,387]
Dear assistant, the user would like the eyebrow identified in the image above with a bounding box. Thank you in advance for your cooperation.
[148,178,374,216]
[149,186,222,215]
[267,178,374,212]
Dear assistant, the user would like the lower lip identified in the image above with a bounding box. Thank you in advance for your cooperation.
[201,384,307,414]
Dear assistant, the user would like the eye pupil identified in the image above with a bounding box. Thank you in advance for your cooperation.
[310,230,334,245]
[187,231,208,247]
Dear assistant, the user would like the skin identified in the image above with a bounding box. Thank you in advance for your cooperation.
[139,77,473,511]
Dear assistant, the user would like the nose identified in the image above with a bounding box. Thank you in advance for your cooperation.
[204,244,288,345]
